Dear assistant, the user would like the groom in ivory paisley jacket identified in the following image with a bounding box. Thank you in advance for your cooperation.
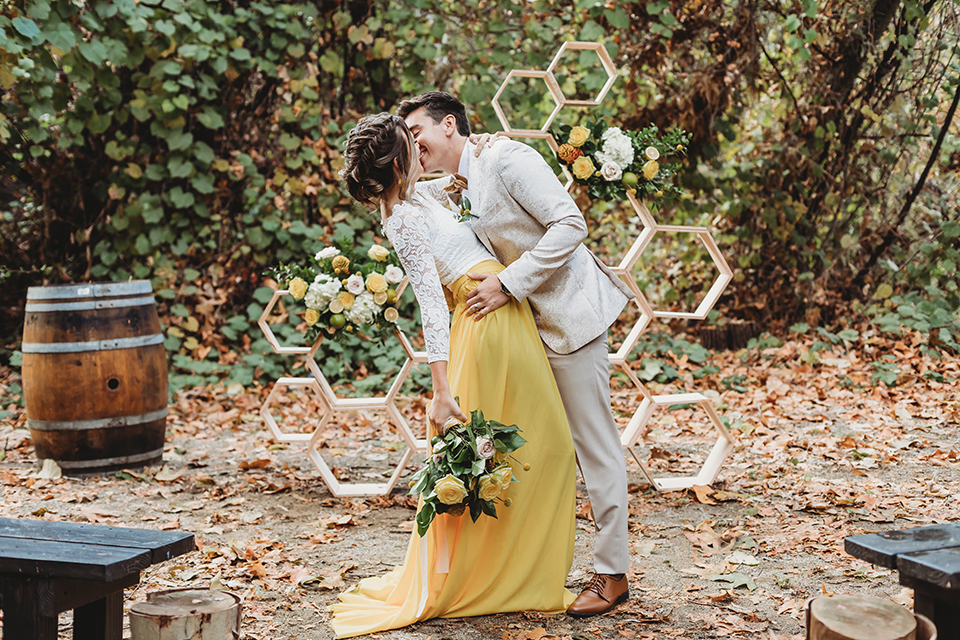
[400,91,635,617]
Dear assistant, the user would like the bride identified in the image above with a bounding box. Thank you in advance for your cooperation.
[329,112,577,637]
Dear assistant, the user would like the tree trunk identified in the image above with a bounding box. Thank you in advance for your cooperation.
[806,594,915,640]
[129,589,241,640]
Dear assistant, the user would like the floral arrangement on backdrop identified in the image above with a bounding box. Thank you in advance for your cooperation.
[551,119,691,207]
[408,409,527,536]
[266,241,405,343]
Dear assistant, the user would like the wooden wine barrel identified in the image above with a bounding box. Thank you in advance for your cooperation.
[21,281,168,475]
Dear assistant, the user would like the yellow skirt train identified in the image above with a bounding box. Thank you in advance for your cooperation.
[330,261,577,638]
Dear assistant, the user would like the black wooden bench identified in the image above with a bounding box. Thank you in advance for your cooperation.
[0,517,195,640]
[845,523,960,639]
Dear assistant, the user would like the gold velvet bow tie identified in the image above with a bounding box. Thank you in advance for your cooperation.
[443,173,468,197]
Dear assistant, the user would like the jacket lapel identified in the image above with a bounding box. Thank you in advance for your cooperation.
[465,148,498,257]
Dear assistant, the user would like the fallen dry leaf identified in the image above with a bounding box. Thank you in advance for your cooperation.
[79,505,119,523]
[690,484,717,504]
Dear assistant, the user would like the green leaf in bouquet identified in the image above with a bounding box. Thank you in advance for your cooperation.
[480,499,498,518]
[469,499,483,523]
[416,501,436,537]
[471,409,485,430]
[471,458,486,476]
[496,431,527,452]
[408,468,430,496]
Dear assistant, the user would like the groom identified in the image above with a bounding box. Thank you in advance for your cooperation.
[398,91,635,617]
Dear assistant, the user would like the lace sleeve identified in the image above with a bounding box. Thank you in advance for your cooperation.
[383,201,450,363]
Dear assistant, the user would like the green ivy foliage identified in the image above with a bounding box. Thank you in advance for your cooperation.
[2,0,958,389]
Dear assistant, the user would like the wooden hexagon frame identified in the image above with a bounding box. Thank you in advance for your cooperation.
[620,387,736,491]
[258,289,317,355]
[306,433,415,498]
[486,43,735,489]
[491,70,564,135]
[545,41,619,107]
[619,224,734,321]
[260,376,330,444]
[257,302,428,496]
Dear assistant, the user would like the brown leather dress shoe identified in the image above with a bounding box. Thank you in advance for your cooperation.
[567,573,629,618]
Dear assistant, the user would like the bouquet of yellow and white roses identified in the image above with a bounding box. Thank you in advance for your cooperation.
[408,408,527,537]
[552,119,690,208]
[266,241,405,343]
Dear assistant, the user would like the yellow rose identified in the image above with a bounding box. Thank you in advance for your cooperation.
[367,244,390,262]
[643,159,659,180]
[373,291,388,305]
[328,299,344,313]
[337,292,355,309]
[568,125,589,147]
[571,156,596,180]
[384,307,399,322]
[288,277,307,300]
[304,308,320,326]
[493,450,509,465]
[478,475,502,501]
[434,474,468,505]
[492,466,513,490]
[365,272,388,294]
[446,504,466,517]
[331,255,350,274]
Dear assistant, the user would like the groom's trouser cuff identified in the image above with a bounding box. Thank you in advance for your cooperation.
[544,332,631,575]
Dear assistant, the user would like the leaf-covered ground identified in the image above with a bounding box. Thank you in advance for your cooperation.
[1,331,958,640]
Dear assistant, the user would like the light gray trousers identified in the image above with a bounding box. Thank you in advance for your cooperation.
[543,332,630,575]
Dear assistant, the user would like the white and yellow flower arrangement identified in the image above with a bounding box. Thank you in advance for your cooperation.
[266,241,404,343]
[552,119,690,208]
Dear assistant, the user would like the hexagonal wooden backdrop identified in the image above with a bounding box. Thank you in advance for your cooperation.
[258,41,735,496]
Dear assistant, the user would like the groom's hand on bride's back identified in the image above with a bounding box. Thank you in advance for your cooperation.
[465,273,510,321]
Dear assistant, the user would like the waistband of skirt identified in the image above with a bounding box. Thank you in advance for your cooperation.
[449,260,504,303]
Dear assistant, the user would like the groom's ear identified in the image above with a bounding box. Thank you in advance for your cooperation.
[442,114,458,137]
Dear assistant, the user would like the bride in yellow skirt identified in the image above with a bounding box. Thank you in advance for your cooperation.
[332,114,576,638]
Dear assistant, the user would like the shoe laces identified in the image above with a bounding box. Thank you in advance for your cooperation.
[583,573,608,597]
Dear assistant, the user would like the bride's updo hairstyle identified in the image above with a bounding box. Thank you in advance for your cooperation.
[342,113,418,206]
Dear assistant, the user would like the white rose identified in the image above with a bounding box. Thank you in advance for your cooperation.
[384,265,404,284]
[346,274,364,295]
[475,437,496,460]
[316,246,340,260]
[600,161,622,181]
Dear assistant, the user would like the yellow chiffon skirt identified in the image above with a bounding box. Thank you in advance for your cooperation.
[330,261,577,638]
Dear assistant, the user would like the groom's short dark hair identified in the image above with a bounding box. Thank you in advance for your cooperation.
[397,91,471,137]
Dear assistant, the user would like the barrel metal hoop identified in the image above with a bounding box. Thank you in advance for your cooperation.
[21,333,164,353]
[53,447,165,470]
[26,281,153,301]
[27,408,168,432]
[25,295,157,313]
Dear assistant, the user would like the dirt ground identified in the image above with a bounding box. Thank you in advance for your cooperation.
[2,339,959,639]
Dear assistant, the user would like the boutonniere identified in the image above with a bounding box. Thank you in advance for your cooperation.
[454,196,477,223]
[443,173,477,223]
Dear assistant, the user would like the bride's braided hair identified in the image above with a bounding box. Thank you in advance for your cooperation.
[341,113,417,206]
